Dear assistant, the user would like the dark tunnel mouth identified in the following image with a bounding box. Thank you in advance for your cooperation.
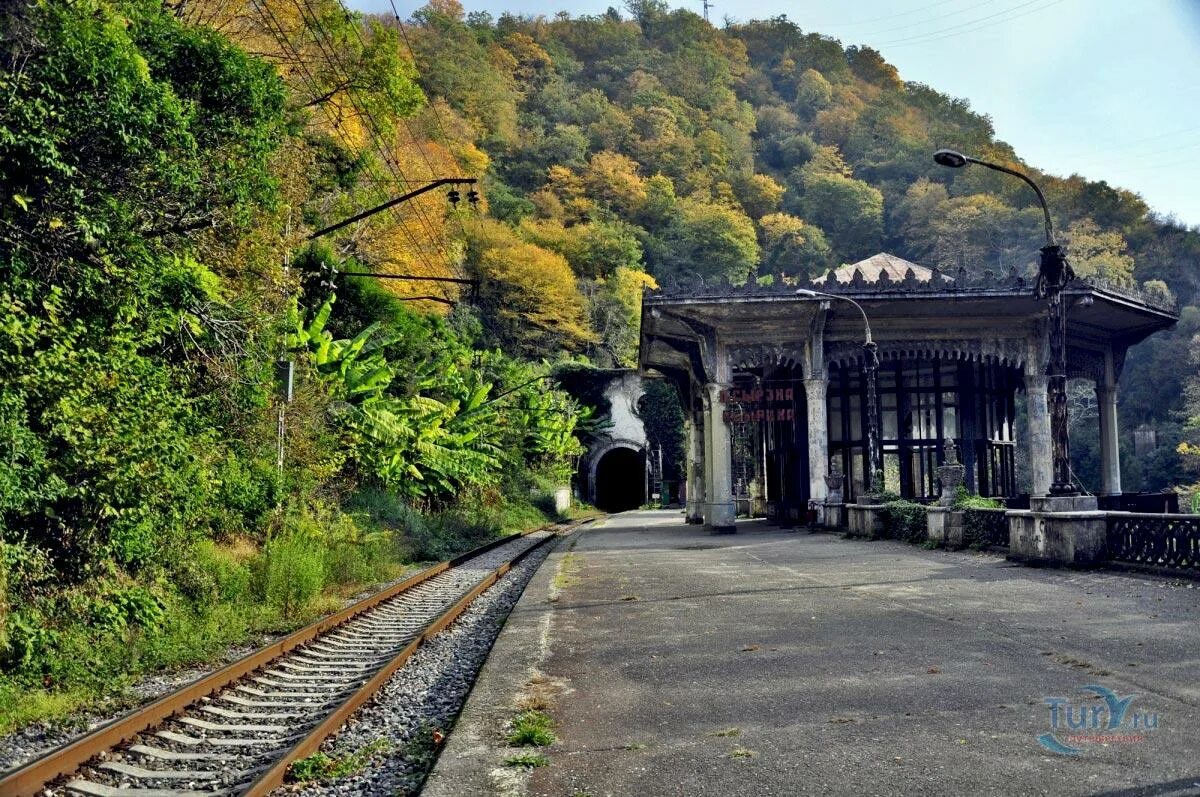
[594,447,646,512]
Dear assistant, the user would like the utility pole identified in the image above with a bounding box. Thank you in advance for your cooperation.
[702,0,713,22]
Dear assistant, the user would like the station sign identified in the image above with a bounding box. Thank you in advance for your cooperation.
[719,386,795,424]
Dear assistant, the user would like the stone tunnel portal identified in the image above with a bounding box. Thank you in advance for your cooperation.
[593,446,646,513]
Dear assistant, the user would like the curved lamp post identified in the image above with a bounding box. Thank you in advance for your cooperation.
[933,149,1077,496]
[796,288,884,495]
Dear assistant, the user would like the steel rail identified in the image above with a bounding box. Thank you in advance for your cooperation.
[0,524,569,797]
[242,530,557,795]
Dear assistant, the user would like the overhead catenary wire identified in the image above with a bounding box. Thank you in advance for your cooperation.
[384,0,478,247]
[873,0,1066,48]
[255,0,441,267]
[852,0,998,39]
[1054,124,1200,160]
[387,0,460,166]
[299,0,453,245]
[300,0,470,307]
[287,0,460,296]
[818,0,964,30]
[253,0,446,286]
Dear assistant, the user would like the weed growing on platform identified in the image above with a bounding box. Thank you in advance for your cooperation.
[508,709,556,746]
[503,752,550,768]
[400,723,445,772]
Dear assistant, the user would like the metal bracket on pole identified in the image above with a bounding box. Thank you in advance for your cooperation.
[307,178,477,240]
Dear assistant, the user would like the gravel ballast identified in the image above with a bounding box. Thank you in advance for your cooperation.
[279,541,555,797]
[0,563,427,776]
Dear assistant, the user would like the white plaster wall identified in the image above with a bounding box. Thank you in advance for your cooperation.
[602,371,647,447]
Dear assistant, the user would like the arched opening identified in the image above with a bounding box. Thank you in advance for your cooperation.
[594,447,646,512]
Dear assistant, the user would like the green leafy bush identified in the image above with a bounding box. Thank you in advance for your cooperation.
[951,487,1004,510]
[88,585,165,633]
[176,539,254,604]
[325,519,394,587]
[962,508,1009,549]
[881,500,927,543]
[254,525,325,618]
[2,613,58,672]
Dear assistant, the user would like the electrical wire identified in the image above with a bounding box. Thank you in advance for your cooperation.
[324,0,463,262]
[1056,125,1200,160]
[818,0,964,30]
[257,0,453,299]
[385,0,476,247]
[874,0,1066,48]
[855,0,999,39]
[298,0,465,302]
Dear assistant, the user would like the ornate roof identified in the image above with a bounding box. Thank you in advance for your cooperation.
[644,259,1177,316]
[814,253,949,284]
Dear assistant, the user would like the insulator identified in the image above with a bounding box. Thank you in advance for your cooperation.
[447,189,460,206]
[466,189,480,205]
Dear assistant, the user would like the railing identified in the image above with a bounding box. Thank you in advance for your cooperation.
[1107,512,1200,572]
[1003,493,1179,513]
[1097,492,1179,514]
[963,507,1009,549]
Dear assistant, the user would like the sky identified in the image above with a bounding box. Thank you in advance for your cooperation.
[349,0,1200,228]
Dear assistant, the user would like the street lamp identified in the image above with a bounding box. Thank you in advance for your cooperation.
[933,149,1077,496]
[796,288,883,495]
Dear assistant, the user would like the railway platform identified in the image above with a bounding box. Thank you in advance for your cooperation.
[427,510,1200,797]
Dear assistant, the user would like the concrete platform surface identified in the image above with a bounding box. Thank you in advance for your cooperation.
[425,510,1200,797]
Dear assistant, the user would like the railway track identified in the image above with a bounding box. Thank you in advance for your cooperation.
[0,525,568,797]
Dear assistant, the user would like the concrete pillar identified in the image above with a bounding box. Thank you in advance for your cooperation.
[704,382,736,533]
[684,414,704,523]
[701,397,714,526]
[1097,384,1121,496]
[804,377,829,505]
[1026,374,1053,497]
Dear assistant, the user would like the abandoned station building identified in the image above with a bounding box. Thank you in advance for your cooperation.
[638,254,1178,531]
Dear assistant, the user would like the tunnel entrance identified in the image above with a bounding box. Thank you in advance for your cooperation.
[593,447,646,512]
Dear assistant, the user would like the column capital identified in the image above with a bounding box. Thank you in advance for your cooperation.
[704,381,731,401]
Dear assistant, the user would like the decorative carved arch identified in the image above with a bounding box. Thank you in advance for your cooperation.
[728,343,810,378]
[825,339,1027,372]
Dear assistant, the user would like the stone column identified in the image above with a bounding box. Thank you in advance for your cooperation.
[804,376,829,508]
[704,382,736,533]
[1097,384,1121,496]
[1026,374,1053,496]
[701,399,714,526]
[684,414,704,523]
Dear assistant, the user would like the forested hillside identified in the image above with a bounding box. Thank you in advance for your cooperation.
[1,0,1198,734]
[395,0,1199,494]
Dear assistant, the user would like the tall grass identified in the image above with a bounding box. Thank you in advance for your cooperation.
[0,488,558,735]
